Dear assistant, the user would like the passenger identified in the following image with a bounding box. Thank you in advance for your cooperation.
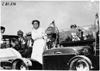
[77,29,84,40]
[31,20,47,64]
[70,24,80,41]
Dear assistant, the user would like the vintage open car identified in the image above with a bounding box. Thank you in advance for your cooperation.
[0,35,42,70]
[43,27,99,71]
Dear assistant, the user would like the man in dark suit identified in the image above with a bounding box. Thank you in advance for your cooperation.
[25,32,34,58]
[21,32,33,58]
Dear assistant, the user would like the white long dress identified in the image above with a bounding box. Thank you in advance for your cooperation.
[31,28,46,64]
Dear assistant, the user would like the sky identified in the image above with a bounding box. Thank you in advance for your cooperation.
[1,1,99,35]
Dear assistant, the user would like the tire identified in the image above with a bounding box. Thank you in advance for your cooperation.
[69,58,91,71]
[12,60,29,70]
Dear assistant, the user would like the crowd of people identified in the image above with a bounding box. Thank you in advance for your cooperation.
[0,20,59,64]
[0,13,99,64]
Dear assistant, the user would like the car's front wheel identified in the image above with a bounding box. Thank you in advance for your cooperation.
[69,58,91,71]
[12,60,29,70]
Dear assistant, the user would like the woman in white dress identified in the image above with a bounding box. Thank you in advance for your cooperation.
[31,20,47,64]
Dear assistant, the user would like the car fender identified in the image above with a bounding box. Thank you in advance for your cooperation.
[68,55,93,69]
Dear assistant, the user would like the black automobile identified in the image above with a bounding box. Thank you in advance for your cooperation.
[43,28,99,71]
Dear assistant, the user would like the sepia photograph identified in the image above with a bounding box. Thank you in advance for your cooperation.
[0,0,99,70]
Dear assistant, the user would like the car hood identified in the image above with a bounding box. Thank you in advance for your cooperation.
[0,48,22,61]
[43,46,89,56]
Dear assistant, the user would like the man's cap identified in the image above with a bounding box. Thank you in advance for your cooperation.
[26,32,31,36]
[17,30,23,35]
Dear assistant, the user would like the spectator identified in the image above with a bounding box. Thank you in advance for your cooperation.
[31,20,47,64]
[0,26,5,41]
[13,30,26,56]
[17,30,26,49]
[0,26,6,48]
